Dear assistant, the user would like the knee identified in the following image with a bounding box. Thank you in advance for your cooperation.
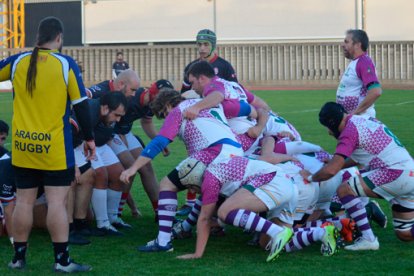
[159,177,177,192]
[217,206,229,222]
[336,182,352,197]
[395,230,414,242]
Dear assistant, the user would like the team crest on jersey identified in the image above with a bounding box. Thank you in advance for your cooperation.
[113,137,123,145]
[409,171,414,177]
[214,67,219,75]
[38,55,48,62]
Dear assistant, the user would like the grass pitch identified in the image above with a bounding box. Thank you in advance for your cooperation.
[1,89,414,275]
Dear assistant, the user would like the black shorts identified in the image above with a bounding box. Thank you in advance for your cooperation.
[13,166,75,189]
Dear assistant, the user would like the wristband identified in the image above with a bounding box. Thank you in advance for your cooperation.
[307,175,313,182]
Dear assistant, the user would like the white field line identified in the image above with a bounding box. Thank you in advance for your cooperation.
[280,100,414,114]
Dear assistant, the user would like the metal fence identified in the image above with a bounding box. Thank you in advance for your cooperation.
[1,41,413,86]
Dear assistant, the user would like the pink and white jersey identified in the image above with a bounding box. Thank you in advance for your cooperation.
[336,54,379,118]
[204,76,254,102]
[264,112,302,141]
[204,77,255,118]
[335,115,414,170]
[158,99,238,156]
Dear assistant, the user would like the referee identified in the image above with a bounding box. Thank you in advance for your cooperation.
[0,17,95,272]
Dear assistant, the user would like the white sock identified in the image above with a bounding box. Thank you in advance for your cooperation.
[91,188,110,228]
[107,189,122,223]
[313,227,325,241]
[360,197,370,206]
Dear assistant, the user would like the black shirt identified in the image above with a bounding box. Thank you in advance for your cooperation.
[88,80,113,99]
[112,61,129,77]
[72,99,114,147]
[114,88,153,135]
[181,54,238,93]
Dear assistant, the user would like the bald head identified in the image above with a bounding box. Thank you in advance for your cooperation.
[114,69,140,97]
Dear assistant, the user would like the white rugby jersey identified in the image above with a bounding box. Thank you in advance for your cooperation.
[158,99,238,156]
[336,54,380,118]
[264,112,302,141]
[336,115,414,170]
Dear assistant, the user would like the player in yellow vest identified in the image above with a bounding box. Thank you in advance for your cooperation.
[0,17,95,273]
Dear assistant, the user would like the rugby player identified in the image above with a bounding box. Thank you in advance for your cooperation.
[179,29,239,213]
[301,102,414,250]
[0,17,95,272]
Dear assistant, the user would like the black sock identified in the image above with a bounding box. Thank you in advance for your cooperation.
[13,241,28,262]
[53,242,70,266]
[74,218,88,230]
[69,223,75,233]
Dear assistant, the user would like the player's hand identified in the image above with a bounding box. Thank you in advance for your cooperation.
[247,126,262,139]
[299,169,311,182]
[278,131,295,141]
[176,253,202,260]
[84,140,96,161]
[183,106,200,120]
[120,168,137,184]
[75,166,81,184]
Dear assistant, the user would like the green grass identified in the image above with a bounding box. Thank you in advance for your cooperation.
[1,89,414,275]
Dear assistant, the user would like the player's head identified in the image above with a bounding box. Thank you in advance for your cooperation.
[115,69,140,97]
[150,88,185,119]
[27,17,64,96]
[100,91,127,125]
[36,16,64,51]
[116,51,124,62]
[187,61,215,95]
[343,29,369,59]
[147,79,174,102]
[0,120,9,147]
[319,102,347,139]
[196,29,217,59]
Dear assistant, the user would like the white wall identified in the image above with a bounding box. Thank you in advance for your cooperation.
[82,0,414,44]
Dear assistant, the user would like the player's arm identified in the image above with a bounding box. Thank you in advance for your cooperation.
[181,65,192,93]
[247,108,269,138]
[141,116,170,156]
[177,203,216,259]
[353,58,382,115]
[120,135,171,184]
[353,85,381,115]
[184,91,224,120]
[67,57,96,159]
[250,95,270,112]
[343,157,359,168]
[0,55,15,81]
[243,88,270,112]
[140,116,158,139]
[300,154,345,182]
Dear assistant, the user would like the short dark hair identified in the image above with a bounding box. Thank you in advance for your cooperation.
[116,52,123,56]
[150,88,184,119]
[100,91,127,111]
[0,120,9,135]
[347,29,369,51]
[187,61,215,79]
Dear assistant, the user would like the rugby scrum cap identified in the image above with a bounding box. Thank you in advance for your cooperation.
[196,29,217,50]
[148,79,174,101]
[318,102,347,138]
